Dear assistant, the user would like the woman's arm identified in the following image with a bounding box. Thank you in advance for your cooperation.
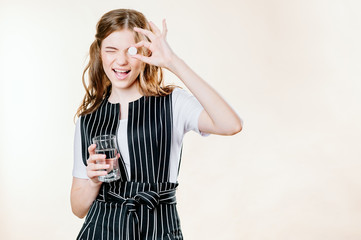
[133,20,242,136]
[70,177,102,218]
[70,144,110,218]
[167,57,242,135]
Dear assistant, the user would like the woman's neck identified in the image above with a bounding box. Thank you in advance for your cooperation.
[108,83,143,104]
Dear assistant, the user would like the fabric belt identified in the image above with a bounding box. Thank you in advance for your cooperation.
[105,188,177,240]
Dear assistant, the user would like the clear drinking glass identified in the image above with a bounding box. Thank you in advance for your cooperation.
[92,134,121,182]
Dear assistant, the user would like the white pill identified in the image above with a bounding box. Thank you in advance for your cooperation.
[128,47,137,56]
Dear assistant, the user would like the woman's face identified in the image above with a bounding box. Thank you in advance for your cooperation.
[101,29,143,92]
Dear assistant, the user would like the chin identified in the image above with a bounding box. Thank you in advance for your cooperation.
[110,80,138,90]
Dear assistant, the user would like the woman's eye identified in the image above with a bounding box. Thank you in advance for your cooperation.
[106,51,115,53]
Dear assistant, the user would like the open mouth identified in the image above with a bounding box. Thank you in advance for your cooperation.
[113,69,131,80]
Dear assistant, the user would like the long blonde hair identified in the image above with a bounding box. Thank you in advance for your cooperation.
[76,9,178,117]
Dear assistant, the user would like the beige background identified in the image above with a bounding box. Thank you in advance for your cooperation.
[1,0,360,239]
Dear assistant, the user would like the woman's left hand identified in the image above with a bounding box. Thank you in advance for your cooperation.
[132,19,177,70]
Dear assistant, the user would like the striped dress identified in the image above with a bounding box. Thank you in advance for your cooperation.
[76,93,183,240]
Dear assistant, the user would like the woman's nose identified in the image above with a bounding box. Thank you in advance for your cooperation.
[115,52,128,65]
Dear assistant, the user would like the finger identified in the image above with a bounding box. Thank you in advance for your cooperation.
[88,170,109,178]
[87,154,106,164]
[131,54,152,65]
[133,27,155,41]
[134,40,151,50]
[93,154,107,159]
[148,20,161,35]
[88,164,110,171]
[162,19,168,38]
[88,144,96,155]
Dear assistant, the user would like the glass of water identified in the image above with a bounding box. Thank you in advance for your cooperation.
[92,134,121,182]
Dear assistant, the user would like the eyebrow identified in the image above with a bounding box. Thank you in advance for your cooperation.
[105,46,118,50]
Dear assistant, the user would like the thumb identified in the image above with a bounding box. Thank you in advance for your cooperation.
[88,144,97,155]
[132,54,152,65]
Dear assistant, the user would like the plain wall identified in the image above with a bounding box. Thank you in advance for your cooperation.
[0,0,360,239]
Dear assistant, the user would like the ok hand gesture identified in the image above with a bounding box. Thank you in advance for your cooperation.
[131,19,177,70]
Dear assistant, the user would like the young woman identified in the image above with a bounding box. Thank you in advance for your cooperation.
[71,8,242,240]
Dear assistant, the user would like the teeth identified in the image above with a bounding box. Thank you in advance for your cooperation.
[114,69,129,73]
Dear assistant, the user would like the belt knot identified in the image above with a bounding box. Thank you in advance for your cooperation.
[121,191,160,212]
[107,190,161,213]
[124,198,137,212]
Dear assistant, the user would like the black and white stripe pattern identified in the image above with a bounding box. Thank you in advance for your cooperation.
[78,93,183,240]
[128,95,173,183]
[80,99,129,181]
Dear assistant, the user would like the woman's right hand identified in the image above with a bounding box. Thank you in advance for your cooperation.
[86,144,110,185]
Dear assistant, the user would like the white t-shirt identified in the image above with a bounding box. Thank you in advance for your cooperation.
[73,88,210,183]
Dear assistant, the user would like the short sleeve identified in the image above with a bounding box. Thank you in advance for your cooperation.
[172,88,210,137]
[72,118,89,179]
